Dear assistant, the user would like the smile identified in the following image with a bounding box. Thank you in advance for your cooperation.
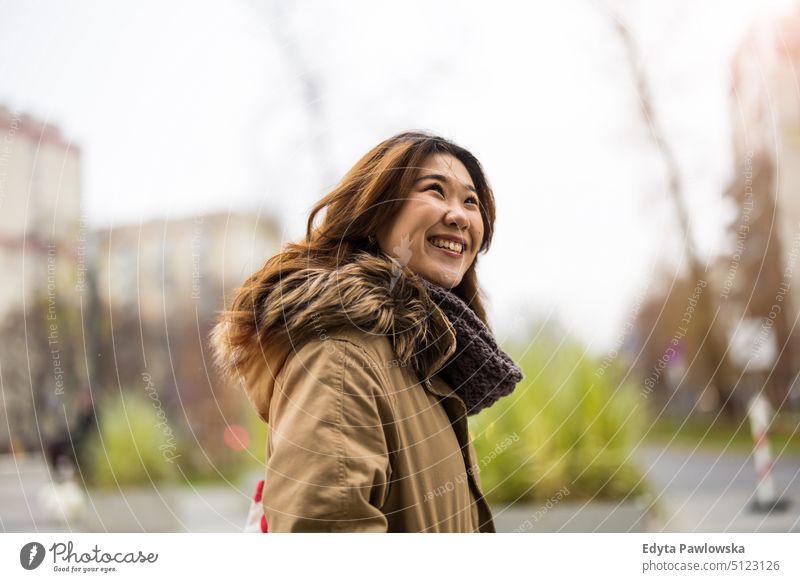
[426,238,464,258]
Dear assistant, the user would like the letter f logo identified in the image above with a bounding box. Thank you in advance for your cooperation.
[20,542,46,570]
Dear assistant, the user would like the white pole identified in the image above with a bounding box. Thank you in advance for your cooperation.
[747,393,789,512]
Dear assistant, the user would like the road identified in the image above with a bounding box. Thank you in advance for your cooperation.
[3,443,799,533]
[633,441,800,532]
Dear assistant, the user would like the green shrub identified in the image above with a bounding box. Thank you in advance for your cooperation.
[176,403,268,486]
[83,393,179,489]
[470,330,647,504]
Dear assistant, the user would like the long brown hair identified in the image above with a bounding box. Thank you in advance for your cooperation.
[218,130,497,371]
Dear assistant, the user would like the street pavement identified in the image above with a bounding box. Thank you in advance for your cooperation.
[0,454,251,533]
[632,441,800,532]
[2,442,799,533]
[0,454,71,532]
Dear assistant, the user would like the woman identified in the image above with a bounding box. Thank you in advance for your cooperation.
[212,131,523,532]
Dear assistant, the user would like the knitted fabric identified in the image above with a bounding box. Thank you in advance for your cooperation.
[420,278,524,416]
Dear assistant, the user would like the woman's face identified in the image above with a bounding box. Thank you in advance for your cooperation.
[376,153,484,289]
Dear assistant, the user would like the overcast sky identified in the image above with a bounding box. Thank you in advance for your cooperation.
[0,0,794,351]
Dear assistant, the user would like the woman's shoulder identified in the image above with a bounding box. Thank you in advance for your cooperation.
[285,327,397,374]
[276,327,408,390]
[272,328,402,412]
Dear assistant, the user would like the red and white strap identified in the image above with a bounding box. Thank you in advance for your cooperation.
[243,479,269,533]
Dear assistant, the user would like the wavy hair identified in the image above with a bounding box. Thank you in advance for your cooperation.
[215,130,497,379]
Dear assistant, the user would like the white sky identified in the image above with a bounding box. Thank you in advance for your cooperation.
[0,0,795,351]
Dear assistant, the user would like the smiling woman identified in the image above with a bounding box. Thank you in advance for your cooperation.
[375,152,485,289]
[212,130,523,532]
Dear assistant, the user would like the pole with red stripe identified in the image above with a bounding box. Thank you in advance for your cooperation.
[747,393,790,513]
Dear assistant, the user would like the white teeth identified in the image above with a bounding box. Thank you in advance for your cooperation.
[430,238,463,253]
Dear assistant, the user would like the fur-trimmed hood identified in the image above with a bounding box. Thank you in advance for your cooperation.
[211,251,458,421]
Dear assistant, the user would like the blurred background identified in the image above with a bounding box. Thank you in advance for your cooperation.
[1,0,800,532]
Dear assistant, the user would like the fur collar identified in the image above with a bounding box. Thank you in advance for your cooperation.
[212,251,457,421]
[212,250,521,420]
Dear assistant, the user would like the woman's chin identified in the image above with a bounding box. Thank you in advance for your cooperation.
[417,266,462,289]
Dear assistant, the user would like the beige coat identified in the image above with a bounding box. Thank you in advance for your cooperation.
[213,252,496,532]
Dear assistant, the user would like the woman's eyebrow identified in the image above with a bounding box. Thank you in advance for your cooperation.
[414,173,476,193]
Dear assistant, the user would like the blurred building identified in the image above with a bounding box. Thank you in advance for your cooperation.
[0,101,285,467]
[94,212,281,323]
[0,105,87,452]
[0,105,83,317]
[92,212,282,473]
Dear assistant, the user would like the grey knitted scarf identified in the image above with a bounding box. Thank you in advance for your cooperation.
[420,278,524,416]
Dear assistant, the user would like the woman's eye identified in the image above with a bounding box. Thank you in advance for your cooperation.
[426,183,477,206]
[427,184,445,197]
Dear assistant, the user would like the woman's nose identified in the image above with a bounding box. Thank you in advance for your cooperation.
[445,205,469,230]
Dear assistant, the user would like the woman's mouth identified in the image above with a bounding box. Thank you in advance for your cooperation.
[426,237,464,258]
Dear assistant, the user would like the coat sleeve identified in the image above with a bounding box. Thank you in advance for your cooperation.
[263,338,393,532]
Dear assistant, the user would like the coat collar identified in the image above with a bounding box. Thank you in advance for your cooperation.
[212,251,459,421]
